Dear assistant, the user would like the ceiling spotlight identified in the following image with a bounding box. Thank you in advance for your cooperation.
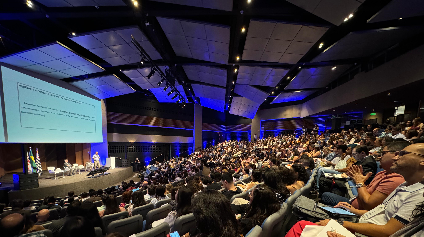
[276,86,279,89]
[298,66,301,69]
[71,32,76,36]
[147,68,156,79]
[319,42,324,49]
[132,0,138,7]
[234,68,238,73]
[157,78,165,86]
[167,89,175,96]
[232,81,235,84]
[172,94,178,100]
[294,90,302,93]
[332,66,337,70]
[348,13,354,18]
[271,91,274,95]
[164,84,169,91]
[140,61,144,65]
[241,27,246,33]
[236,56,240,61]
[178,98,181,102]
[26,0,33,8]
[287,76,290,79]
[399,18,403,20]
[344,18,348,22]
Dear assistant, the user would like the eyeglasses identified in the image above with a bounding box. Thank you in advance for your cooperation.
[395,150,424,157]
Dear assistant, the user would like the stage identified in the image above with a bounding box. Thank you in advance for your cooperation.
[1,167,135,201]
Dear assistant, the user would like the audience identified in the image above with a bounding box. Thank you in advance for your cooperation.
[221,172,242,200]
[35,209,50,225]
[239,184,280,235]
[3,121,424,237]
[99,195,125,217]
[191,190,239,237]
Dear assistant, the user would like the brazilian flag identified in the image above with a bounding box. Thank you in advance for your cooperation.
[29,147,37,170]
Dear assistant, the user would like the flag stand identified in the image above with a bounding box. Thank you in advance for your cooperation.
[13,144,39,190]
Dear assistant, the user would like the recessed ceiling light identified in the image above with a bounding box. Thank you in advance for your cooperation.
[298,66,301,69]
[241,27,246,33]
[332,66,337,70]
[287,77,290,79]
[294,90,301,93]
[319,42,324,49]
[247,0,252,3]
[333,110,335,112]
[348,13,354,18]
[132,0,138,7]
[232,81,235,84]
[236,56,240,61]
[71,32,76,36]
[399,18,402,20]
[344,18,348,22]
[26,0,33,8]
[140,61,144,64]
[271,91,274,94]
[234,68,238,73]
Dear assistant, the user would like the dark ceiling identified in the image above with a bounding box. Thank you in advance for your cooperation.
[1,0,424,118]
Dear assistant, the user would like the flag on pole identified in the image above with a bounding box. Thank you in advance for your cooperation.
[29,147,37,171]
[36,148,42,175]
[27,151,32,174]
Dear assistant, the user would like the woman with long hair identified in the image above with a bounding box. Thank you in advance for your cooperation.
[161,186,194,231]
[291,163,309,184]
[99,195,125,217]
[192,190,239,237]
[80,201,105,234]
[239,185,281,235]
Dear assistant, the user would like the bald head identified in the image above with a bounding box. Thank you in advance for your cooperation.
[1,213,25,237]
[405,143,424,155]
[37,209,50,222]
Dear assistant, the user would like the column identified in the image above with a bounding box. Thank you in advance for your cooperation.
[91,99,108,166]
[251,114,261,141]
[193,104,202,150]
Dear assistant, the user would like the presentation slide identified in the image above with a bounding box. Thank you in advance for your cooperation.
[0,88,4,142]
[0,66,102,143]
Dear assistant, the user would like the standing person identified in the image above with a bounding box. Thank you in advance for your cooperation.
[92,151,101,169]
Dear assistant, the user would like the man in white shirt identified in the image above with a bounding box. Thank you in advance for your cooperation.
[285,143,424,237]
[391,126,406,140]
[92,151,101,169]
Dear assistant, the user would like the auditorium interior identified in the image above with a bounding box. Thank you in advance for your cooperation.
[0,0,424,237]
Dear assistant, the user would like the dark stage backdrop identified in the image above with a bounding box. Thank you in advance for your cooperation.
[108,142,193,166]
[0,143,91,176]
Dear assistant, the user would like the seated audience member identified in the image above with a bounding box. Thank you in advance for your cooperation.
[391,126,406,140]
[279,167,304,194]
[64,191,78,203]
[162,186,194,231]
[86,189,101,203]
[144,185,155,202]
[98,195,125,217]
[131,190,147,208]
[239,185,281,235]
[22,200,36,211]
[291,163,310,184]
[119,190,132,207]
[285,143,424,237]
[206,172,222,191]
[79,192,89,202]
[80,201,105,234]
[35,209,50,225]
[1,213,38,237]
[60,216,96,237]
[105,233,125,237]
[0,199,30,219]
[221,172,242,200]
[321,141,408,208]
[244,169,262,191]
[299,155,315,177]
[49,200,81,237]
[262,168,289,201]
[150,185,168,206]
[191,190,239,237]
[39,196,61,211]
